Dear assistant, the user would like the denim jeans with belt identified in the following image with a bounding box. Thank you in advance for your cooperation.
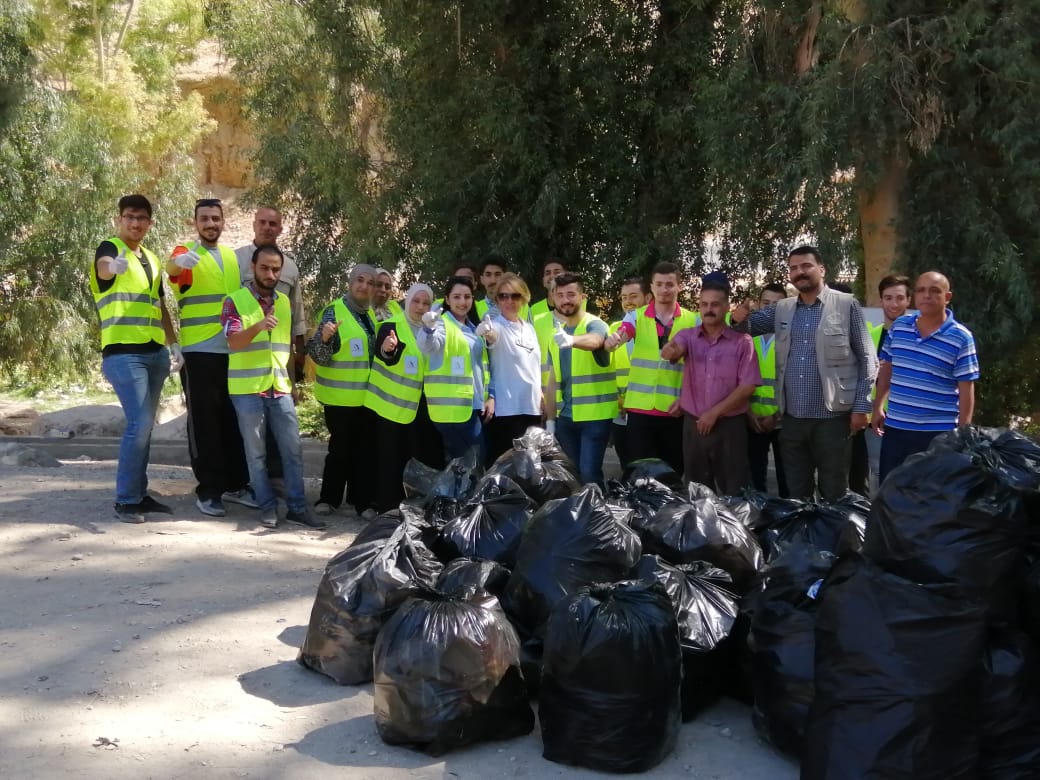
[230,393,307,513]
[102,348,169,505]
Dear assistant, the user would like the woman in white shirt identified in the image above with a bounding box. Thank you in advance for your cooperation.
[484,272,543,465]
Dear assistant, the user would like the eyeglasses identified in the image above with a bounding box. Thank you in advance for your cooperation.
[195,198,222,207]
[497,292,523,301]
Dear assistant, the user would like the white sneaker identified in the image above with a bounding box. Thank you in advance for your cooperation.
[314,502,335,516]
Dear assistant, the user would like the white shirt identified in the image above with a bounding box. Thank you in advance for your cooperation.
[487,314,542,416]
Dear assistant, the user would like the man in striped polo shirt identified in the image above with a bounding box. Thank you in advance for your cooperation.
[871,271,979,482]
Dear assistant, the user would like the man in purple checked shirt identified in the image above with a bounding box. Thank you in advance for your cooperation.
[661,274,761,494]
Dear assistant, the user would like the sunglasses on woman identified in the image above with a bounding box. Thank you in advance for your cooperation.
[496,292,523,301]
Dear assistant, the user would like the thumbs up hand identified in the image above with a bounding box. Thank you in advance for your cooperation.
[475,314,494,338]
[553,320,574,349]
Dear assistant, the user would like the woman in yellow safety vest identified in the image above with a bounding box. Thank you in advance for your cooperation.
[418,276,493,463]
[365,283,444,512]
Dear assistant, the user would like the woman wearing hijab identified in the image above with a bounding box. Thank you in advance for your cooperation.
[483,272,543,465]
[418,276,493,462]
[364,283,444,512]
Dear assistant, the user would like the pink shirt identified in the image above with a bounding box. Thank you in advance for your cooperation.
[670,325,760,417]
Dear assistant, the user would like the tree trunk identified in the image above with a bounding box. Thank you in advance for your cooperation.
[857,154,907,305]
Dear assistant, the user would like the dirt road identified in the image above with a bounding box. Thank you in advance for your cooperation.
[0,457,798,779]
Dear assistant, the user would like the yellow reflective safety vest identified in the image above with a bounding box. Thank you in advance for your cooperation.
[364,316,426,424]
[609,320,631,393]
[425,313,484,423]
[749,334,778,416]
[867,321,886,409]
[624,305,700,413]
[226,287,292,395]
[174,241,241,348]
[534,310,557,388]
[314,298,375,407]
[550,313,618,421]
[90,236,164,349]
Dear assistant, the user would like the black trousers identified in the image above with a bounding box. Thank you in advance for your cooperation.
[848,428,869,496]
[624,412,684,475]
[683,413,749,496]
[748,426,789,497]
[611,420,631,472]
[181,351,248,501]
[373,398,444,513]
[484,414,542,467]
[320,404,378,511]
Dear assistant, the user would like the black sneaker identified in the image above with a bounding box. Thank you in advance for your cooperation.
[286,509,326,530]
[137,496,173,514]
[114,504,145,524]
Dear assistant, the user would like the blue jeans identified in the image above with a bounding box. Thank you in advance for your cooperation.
[555,416,612,486]
[878,426,942,486]
[230,393,307,512]
[102,349,169,505]
[434,410,483,462]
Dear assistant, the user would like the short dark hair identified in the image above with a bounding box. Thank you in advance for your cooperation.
[118,194,152,218]
[452,261,478,276]
[541,257,565,273]
[553,272,583,292]
[621,277,650,295]
[443,275,475,298]
[762,282,787,296]
[700,280,730,299]
[480,256,508,274]
[194,197,223,218]
[650,261,681,279]
[788,245,822,264]
[252,245,283,266]
[878,274,912,297]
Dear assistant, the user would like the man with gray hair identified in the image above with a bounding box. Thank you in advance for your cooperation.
[307,264,379,519]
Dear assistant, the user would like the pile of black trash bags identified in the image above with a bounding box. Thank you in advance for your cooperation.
[295,425,1040,776]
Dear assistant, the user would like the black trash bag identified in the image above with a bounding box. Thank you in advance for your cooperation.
[632,555,740,719]
[745,492,867,562]
[540,581,682,773]
[373,588,534,755]
[402,453,481,502]
[519,636,543,699]
[609,477,678,532]
[436,558,511,599]
[502,485,642,636]
[621,458,683,488]
[865,427,1040,598]
[486,428,580,505]
[743,545,835,757]
[298,519,442,684]
[1021,554,1040,645]
[439,474,536,567]
[639,491,764,592]
[803,553,989,780]
[979,630,1040,780]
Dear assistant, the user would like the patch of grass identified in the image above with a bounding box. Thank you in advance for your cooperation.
[294,384,328,441]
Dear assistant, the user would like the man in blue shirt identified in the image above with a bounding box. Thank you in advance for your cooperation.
[871,271,979,482]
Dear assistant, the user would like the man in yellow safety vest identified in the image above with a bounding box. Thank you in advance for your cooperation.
[166,198,256,518]
[747,283,790,496]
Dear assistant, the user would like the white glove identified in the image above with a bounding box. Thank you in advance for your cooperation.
[169,343,184,374]
[475,314,494,338]
[545,419,556,435]
[421,310,439,329]
[553,321,574,349]
[102,254,129,275]
[172,249,201,269]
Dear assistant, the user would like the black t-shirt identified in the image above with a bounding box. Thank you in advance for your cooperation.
[94,240,165,356]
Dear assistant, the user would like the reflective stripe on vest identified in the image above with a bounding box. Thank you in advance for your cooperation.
[90,237,164,349]
[749,334,778,416]
[175,242,241,347]
[550,313,618,421]
[314,299,374,407]
[363,315,425,424]
[609,320,632,392]
[425,314,477,423]
[624,305,700,413]
[867,321,886,409]
[226,287,292,395]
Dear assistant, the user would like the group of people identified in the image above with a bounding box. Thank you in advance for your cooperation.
[91,193,979,528]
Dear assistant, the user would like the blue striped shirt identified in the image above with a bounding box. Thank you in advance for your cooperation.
[879,310,979,431]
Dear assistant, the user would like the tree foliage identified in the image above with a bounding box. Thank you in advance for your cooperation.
[0,0,213,379]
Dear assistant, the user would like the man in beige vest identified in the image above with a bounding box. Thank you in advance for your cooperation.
[731,246,877,501]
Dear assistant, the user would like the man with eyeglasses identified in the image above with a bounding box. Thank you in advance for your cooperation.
[371,268,403,322]
[90,194,180,523]
[166,198,257,518]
